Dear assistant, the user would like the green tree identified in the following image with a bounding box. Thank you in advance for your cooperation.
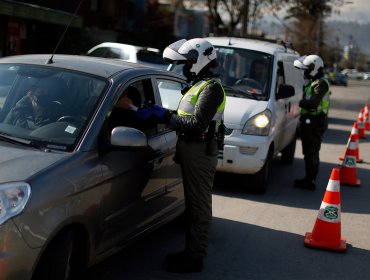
[283,0,345,56]
[179,0,288,37]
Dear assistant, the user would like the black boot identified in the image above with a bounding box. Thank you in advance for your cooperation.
[294,177,316,190]
[166,251,203,273]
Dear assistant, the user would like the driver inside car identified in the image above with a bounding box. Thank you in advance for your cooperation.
[249,59,268,90]
[4,85,64,129]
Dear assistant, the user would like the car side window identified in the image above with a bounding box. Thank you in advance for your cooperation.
[282,60,305,96]
[88,47,107,57]
[276,61,285,95]
[106,47,121,59]
[120,50,129,60]
[108,79,157,136]
[155,79,184,111]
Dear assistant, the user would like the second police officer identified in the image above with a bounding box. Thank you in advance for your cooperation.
[150,38,226,273]
[293,55,331,190]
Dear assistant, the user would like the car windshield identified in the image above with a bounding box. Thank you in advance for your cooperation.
[0,64,108,151]
[170,47,272,101]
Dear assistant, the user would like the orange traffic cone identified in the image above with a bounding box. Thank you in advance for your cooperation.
[304,168,346,252]
[340,134,361,187]
[339,122,363,163]
[357,109,366,139]
[364,103,370,131]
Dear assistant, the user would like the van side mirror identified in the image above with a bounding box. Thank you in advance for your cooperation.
[276,84,295,100]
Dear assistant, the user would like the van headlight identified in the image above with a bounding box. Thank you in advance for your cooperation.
[242,110,271,136]
[0,182,31,225]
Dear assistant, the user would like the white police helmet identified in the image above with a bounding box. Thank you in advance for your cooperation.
[294,55,324,78]
[163,38,217,76]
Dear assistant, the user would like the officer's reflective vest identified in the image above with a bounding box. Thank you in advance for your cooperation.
[177,79,226,124]
[301,78,331,116]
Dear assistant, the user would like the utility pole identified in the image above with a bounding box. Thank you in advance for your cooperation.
[316,12,323,55]
[241,0,249,37]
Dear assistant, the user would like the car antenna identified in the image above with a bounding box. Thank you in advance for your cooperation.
[46,0,84,65]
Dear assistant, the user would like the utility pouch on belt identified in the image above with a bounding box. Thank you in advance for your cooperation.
[216,119,225,150]
[206,121,216,156]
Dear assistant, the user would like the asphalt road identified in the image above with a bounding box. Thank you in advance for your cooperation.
[86,79,370,280]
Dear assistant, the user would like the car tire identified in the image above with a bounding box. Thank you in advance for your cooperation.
[32,229,85,280]
[250,148,273,193]
[281,135,296,164]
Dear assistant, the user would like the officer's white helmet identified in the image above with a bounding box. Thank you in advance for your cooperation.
[294,55,324,77]
[163,38,217,75]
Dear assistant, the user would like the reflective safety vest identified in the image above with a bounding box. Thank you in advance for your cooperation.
[301,78,331,116]
[177,79,226,123]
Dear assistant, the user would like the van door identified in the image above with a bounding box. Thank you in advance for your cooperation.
[273,61,288,153]
[281,58,304,146]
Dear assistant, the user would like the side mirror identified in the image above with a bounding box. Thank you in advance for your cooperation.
[110,127,147,148]
[276,84,295,100]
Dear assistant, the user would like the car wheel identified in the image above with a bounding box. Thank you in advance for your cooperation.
[250,149,272,193]
[281,136,296,164]
[32,229,85,280]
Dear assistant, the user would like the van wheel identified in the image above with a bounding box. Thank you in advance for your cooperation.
[32,229,85,280]
[250,152,272,193]
[281,136,296,164]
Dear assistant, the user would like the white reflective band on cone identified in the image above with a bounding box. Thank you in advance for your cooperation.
[349,141,357,150]
[326,179,340,192]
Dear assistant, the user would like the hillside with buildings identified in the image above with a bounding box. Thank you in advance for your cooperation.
[326,21,370,56]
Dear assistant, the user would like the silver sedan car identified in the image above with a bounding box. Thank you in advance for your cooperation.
[0,54,185,279]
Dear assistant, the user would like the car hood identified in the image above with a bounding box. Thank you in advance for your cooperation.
[0,143,67,182]
[224,97,268,129]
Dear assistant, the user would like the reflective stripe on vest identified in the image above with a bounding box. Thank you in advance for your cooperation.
[301,78,330,115]
[177,79,226,122]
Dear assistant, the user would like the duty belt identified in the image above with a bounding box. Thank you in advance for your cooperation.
[178,132,208,142]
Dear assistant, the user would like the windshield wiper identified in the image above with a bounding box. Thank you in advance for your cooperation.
[0,133,43,149]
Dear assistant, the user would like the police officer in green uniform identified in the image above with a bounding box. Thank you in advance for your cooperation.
[151,38,226,273]
[293,55,331,190]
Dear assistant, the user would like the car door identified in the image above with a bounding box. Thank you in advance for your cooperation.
[96,77,175,254]
[152,76,185,197]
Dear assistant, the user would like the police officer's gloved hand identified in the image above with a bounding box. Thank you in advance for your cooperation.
[152,104,172,124]
[135,107,153,121]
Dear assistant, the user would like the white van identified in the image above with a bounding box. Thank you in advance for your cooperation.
[204,37,304,192]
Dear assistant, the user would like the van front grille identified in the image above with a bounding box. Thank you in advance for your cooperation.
[239,146,258,155]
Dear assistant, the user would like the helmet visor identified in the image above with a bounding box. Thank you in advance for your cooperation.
[163,39,200,65]
[293,55,308,70]
[163,39,189,64]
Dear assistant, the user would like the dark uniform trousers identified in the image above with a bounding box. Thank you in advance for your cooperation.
[300,114,328,181]
[176,137,218,259]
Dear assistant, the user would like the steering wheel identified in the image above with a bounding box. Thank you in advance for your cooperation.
[57,115,84,126]
[234,78,263,94]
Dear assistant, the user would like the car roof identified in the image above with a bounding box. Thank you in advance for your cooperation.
[87,42,161,54]
[205,37,298,55]
[0,54,171,78]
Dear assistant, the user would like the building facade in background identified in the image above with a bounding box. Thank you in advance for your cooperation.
[0,0,197,56]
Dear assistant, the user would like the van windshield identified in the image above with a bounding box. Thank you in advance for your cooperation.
[169,47,272,101]
[214,47,272,100]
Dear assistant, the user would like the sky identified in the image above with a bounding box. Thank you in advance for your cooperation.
[264,0,370,26]
[329,0,370,24]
